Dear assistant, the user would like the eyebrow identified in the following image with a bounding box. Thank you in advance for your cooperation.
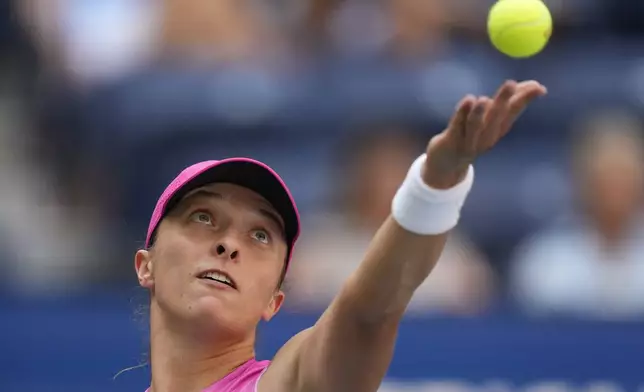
[183,190,286,237]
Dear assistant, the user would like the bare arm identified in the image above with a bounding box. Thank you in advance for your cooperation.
[261,80,547,392]
[304,218,449,391]
[262,219,447,392]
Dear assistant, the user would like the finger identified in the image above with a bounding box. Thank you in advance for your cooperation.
[499,82,547,135]
[448,94,476,137]
[516,80,547,95]
[483,80,517,132]
[475,97,503,150]
[480,96,494,114]
[509,83,545,117]
[464,97,489,148]
[512,81,547,108]
[493,80,518,102]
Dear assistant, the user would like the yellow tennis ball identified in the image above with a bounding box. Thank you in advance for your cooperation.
[487,0,553,58]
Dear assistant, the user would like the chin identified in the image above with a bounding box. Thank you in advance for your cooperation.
[186,297,249,337]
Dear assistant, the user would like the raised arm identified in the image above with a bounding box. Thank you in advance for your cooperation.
[261,80,546,392]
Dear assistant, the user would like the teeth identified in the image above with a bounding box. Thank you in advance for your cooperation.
[202,271,232,286]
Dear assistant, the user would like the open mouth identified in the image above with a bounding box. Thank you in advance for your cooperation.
[198,270,237,289]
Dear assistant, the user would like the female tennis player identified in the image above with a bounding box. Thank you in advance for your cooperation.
[135,79,546,392]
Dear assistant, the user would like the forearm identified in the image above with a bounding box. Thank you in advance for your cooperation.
[333,155,473,324]
[295,172,461,390]
[339,217,449,323]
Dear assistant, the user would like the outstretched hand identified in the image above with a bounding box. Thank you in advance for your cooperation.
[423,80,547,189]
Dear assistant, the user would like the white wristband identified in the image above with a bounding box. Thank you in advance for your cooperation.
[391,154,474,235]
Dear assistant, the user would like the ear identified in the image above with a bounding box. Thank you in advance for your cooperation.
[135,249,155,289]
[262,290,285,322]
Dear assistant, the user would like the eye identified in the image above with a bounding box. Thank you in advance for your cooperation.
[251,229,270,244]
[189,211,213,226]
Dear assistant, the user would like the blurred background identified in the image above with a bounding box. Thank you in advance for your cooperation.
[1,0,644,390]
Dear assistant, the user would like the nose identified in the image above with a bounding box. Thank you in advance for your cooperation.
[213,242,239,261]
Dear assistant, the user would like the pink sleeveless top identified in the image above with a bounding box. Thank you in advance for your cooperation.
[146,359,270,392]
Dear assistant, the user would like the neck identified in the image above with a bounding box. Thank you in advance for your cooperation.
[148,302,256,392]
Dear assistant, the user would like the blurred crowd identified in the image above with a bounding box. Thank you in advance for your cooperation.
[1,0,644,322]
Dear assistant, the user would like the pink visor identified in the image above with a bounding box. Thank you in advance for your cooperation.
[145,158,301,268]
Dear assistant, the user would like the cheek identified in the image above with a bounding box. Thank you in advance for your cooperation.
[152,239,200,296]
[246,271,275,298]
[153,261,190,308]
[241,260,281,302]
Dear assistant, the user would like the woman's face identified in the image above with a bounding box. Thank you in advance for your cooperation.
[135,183,287,338]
